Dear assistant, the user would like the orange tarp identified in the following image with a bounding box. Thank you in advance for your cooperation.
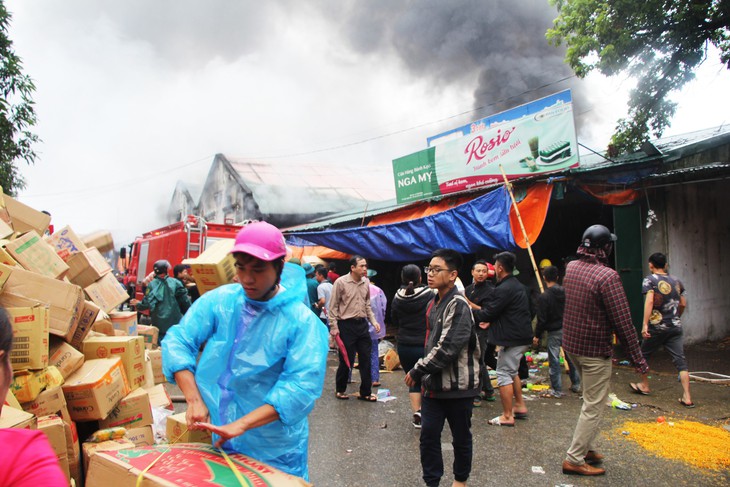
[509,182,553,249]
[289,245,350,261]
[578,183,639,206]
[367,195,474,226]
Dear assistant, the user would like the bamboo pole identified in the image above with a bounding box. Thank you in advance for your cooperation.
[499,164,543,293]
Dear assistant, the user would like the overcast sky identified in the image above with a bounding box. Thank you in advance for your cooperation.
[7,0,730,247]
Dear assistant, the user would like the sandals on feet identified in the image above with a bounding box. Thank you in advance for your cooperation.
[487,416,515,427]
[357,394,378,402]
[630,383,650,395]
[513,411,528,420]
[335,392,349,400]
[678,398,696,408]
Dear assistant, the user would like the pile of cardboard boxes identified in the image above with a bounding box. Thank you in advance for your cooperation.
[0,191,172,486]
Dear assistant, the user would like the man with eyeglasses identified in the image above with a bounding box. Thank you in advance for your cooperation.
[329,255,382,402]
[405,248,480,487]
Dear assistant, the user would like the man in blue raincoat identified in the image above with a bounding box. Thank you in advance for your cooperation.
[162,222,328,480]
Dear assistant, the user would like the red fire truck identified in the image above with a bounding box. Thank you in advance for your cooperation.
[121,215,242,301]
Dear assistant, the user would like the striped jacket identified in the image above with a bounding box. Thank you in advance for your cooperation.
[409,286,481,399]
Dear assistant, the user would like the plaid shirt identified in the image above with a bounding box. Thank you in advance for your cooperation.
[562,248,649,374]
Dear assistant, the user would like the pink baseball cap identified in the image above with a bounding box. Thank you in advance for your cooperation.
[230,221,287,261]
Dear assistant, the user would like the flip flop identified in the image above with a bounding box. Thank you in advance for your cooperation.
[488,416,515,427]
[630,383,650,395]
[335,392,349,400]
[357,394,378,402]
[513,411,528,420]
[678,398,696,408]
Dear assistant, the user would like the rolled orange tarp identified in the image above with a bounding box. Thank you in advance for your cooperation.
[510,183,554,249]
[289,245,350,261]
[578,183,639,206]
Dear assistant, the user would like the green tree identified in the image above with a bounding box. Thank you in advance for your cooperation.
[0,1,38,195]
[547,0,730,155]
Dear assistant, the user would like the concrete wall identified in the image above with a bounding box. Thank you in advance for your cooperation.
[642,180,730,343]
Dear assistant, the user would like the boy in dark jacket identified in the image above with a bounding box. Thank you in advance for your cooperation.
[533,265,581,397]
[405,249,480,487]
[474,252,533,427]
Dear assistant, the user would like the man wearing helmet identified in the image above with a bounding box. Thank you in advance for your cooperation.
[561,225,649,476]
[130,259,191,340]
[162,221,328,481]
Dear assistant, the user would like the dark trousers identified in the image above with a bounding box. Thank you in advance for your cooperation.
[420,396,474,487]
[335,318,372,397]
[476,329,494,395]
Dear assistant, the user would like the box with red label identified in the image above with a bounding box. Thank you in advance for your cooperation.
[99,386,153,429]
[84,272,129,313]
[82,438,136,475]
[0,263,85,340]
[109,310,137,336]
[86,443,312,486]
[82,335,145,391]
[66,246,113,288]
[4,230,70,279]
[45,225,88,262]
[21,385,71,423]
[62,358,130,421]
[7,304,49,371]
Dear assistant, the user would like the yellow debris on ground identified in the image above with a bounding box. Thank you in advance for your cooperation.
[618,420,730,471]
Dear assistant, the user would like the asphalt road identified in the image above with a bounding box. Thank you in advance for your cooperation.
[306,350,730,487]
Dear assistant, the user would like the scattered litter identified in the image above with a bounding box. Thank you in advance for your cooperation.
[622,431,630,435]
[531,466,545,474]
[345,449,353,453]
[377,389,397,402]
[380,422,388,429]
[608,393,631,410]
[386,410,396,414]
[555,403,562,406]
[618,360,630,366]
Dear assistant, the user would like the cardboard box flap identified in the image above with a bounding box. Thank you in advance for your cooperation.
[3,192,51,235]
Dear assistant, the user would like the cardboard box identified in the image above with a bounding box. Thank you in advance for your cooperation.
[92,315,116,336]
[145,384,173,411]
[69,299,101,349]
[7,304,50,371]
[67,247,112,288]
[142,353,154,389]
[45,365,65,389]
[86,443,312,487]
[4,230,70,279]
[0,216,13,239]
[146,348,165,384]
[0,244,19,266]
[4,389,22,410]
[0,263,85,340]
[109,311,137,336]
[3,192,51,235]
[137,324,159,349]
[183,238,235,294]
[83,335,145,391]
[62,358,130,421]
[166,412,211,444]
[125,425,155,447]
[99,387,153,429]
[383,348,401,371]
[81,230,115,254]
[49,337,85,379]
[10,368,47,403]
[38,414,70,457]
[84,272,129,313]
[46,225,88,261]
[82,438,136,475]
[21,386,70,421]
[0,402,37,429]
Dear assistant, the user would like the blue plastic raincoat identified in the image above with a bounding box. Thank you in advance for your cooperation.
[162,263,328,480]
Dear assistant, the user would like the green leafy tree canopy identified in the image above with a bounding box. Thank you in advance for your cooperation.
[0,1,39,195]
[547,0,730,155]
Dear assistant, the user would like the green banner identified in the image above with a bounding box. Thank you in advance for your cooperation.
[392,147,440,204]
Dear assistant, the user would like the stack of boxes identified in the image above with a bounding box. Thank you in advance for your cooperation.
[0,189,167,487]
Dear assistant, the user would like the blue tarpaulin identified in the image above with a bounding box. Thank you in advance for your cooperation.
[286,187,516,261]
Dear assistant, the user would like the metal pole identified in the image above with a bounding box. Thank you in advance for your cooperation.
[499,165,544,293]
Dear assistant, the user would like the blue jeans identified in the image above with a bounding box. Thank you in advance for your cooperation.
[547,330,580,392]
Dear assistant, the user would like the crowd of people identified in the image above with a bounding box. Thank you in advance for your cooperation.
[0,221,693,486]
